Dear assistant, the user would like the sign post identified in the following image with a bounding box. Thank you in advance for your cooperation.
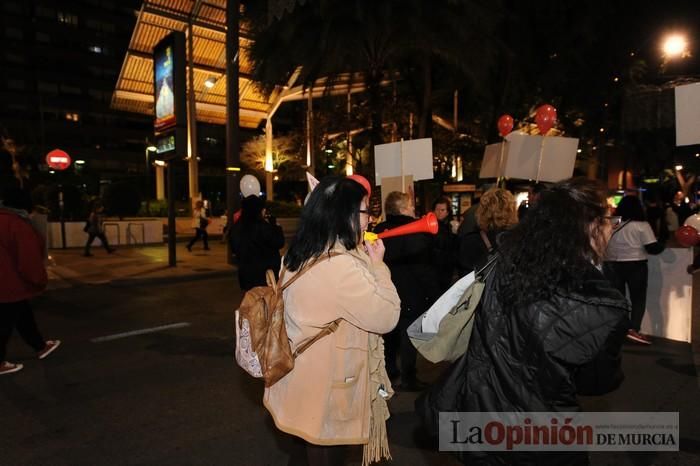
[153,31,187,267]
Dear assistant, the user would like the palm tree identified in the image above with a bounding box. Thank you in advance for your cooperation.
[246,0,501,148]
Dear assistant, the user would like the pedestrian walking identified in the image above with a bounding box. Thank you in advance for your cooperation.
[186,200,209,252]
[229,195,284,291]
[83,203,115,257]
[264,176,400,466]
[0,186,60,376]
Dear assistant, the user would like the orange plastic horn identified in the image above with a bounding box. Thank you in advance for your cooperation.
[379,212,439,238]
[364,212,439,243]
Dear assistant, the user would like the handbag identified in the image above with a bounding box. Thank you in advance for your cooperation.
[407,254,498,363]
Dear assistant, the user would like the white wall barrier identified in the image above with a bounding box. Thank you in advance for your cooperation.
[47,220,164,248]
[641,248,693,343]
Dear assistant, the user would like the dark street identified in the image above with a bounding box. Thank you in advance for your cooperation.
[2,276,699,466]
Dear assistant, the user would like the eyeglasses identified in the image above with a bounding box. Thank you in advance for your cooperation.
[603,215,622,227]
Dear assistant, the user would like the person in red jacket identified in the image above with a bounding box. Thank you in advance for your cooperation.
[0,186,60,375]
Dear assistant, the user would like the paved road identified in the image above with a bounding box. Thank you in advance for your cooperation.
[2,277,699,465]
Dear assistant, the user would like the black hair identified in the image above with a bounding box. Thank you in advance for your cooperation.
[497,177,608,309]
[240,195,265,223]
[432,196,451,211]
[615,195,646,221]
[284,176,366,271]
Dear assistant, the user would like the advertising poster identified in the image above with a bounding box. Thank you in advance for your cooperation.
[154,44,176,132]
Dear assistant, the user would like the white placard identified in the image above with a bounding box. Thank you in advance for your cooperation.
[504,133,578,182]
[675,82,700,146]
[478,142,505,179]
[479,134,578,181]
[374,138,434,185]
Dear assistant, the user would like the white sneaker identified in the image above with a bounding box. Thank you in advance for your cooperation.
[0,361,24,375]
[38,340,62,360]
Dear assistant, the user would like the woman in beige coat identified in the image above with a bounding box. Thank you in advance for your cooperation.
[264,176,401,466]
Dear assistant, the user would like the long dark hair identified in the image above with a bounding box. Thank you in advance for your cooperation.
[284,176,366,271]
[497,178,608,309]
[615,195,646,221]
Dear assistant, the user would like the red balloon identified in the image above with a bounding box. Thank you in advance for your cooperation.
[535,104,557,135]
[676,225,699,247]
[497,114,514,137]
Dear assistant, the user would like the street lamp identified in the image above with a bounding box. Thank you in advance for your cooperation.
[662,33,689,59]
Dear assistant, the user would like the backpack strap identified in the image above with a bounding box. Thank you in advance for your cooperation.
[278,251,343,293]
[479,230,494,253]
[293,318,343,358]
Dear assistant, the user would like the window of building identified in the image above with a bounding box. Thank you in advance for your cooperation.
[88,45,103,54]
[65,112,80,122]
[42,107,60,120]
[60,84,82,95]
[38,82,59,94]
[7,79,25,90]
[57,12,79,26]
[7,104,28,113]
[3,2,22,14]
[88,89,103,100]
[35,32,51,43]
[35,5,54,18]
[5,53,25,63]
[6,28,23,40]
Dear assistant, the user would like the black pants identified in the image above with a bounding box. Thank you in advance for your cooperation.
[84,232,112,254]
[187,228,209,249]
[286,436,347,466]
[0,300,46,361]
[384,315,418,381]
[603,260,648,331]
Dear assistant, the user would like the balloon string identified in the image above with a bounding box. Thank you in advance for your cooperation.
[535,137,546,183]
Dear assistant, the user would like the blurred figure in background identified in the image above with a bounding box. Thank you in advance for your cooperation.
[603,195,664,345]
[229,195,284,291]
[457,188,517,277]
[84,203,115,257]
[431,196,458,293]
[186,200,209,252]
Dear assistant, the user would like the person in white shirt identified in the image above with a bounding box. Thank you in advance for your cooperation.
[603,195,664,345]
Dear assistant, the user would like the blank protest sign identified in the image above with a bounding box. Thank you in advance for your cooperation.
[675,82,700,146]
[479,133,578,182]
[374,138,434,185]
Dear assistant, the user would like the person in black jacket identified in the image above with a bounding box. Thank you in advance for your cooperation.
[431,196,458,293]
[229,195,285,291]
[375,191,440,391]
[442,178,629,465]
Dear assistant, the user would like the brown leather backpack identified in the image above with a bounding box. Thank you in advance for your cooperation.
[235,253,341,387]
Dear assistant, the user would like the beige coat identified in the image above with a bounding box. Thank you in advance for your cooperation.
[263,244,401,445]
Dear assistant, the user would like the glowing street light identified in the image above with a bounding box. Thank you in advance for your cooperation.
[662,34,690,59]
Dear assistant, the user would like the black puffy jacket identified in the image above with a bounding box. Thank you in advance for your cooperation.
[457,261,630,465]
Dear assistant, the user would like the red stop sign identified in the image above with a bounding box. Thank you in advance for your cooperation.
[46,149,72,170]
